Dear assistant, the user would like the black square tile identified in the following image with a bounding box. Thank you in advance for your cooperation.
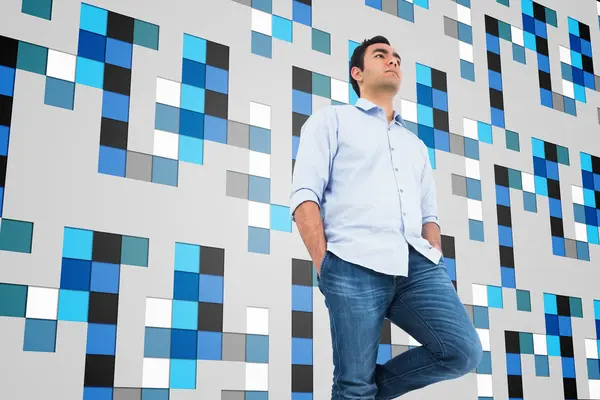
[579,22,591,41]
[0,155,6,187]
[206,41,229,70]
[104,64,132,96]
[431,69,447,92]
[291,364,313,392]
[489,88,504,110]
[487,52,501,73]
[547,179,561,200]
[84,354,115,387]
[433,109,449,131]
[93,231,123,264]
[292,310,312,338]
[497,205,512,227]
[100,118,128,150]
[499,245,514,268]
[0,95,13,127]
[295,0,312,5]
[204,90,228,119]
[380,319,391,344]
[563,377,578,398]
[582,55,594,74]
[544,142,557,162]
[494,165,509,187]
[200,246,225,276]
[507,375,523,398]
[536,37,549,56]
[293,112,309,137]
[484,15,499,37]
[560,336,574,357]
[0,35,18,68]
[595,191,600,209]
[505,330,520,353]
[592,155,600,174]
[538,70,551,91]
[532,2,545,22]
[292,258,313,286]
[107,12,134,43]
[440,235,455,258]
[293,66,312,93]
[556,295,570,316]
[550,216,564,237]
[88,292,119,324]
[198,302,223,332]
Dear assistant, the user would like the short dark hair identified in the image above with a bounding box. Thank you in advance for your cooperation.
[349,35,391,97]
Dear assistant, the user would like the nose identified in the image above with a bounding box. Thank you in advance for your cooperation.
[388,58,398,67]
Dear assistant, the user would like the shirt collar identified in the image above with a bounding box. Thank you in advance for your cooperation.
[355,97,406,127]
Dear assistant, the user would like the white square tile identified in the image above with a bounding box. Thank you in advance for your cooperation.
[472,284,488,307]
[247,306,269,335]
[522,173,535,193]
[331,78,349,104]
[459,42,474,63]
[26,287,58,320]
[511,26,524,47]
[533,333,547,355]
[153,130,179,160]
[467,199,483,221]
[562,79,574,99]
[559,46,571,64]
[156,77,181,108]
[400,99,417,123]
[142,358,170,388]
[252,9,272,36]
[477,328,490,351]
[575,222,588,242]
[465,158,480,180]
[571,185,584,205]
[477,374,493,397]
[249,150,270,178]
[589,379,600,399]
[463,117,478,139]
[250,102,271,130]
[246,362,268,391]
[47,50,76,82]
[145,297,172,328]
[585,338,599,359]
[456,4,471,25]
[248,201,270,229]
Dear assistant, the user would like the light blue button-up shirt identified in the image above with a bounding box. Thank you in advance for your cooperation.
[290,98,442,277]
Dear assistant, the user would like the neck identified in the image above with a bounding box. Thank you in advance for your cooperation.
[360,90,396,123]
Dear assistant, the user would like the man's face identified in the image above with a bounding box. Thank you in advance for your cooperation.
[355,43,402,95]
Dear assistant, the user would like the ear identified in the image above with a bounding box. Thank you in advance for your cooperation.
[350,66,363,83]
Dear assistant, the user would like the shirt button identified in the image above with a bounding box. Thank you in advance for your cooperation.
[395,168,398,171]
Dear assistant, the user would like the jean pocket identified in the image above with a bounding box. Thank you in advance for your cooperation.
[318,250,331,278]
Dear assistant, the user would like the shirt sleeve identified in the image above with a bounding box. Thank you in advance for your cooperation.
[289,107,338,221]
[420,143,440,227]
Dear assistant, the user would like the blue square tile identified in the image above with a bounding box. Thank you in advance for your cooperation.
[78,30,106,63]
[0,125,9,156]
[506,353,521,375]
[273,15,292,42]
[198,274,223,304]
[466,177,482,200]
[377,344,392,364]
[84,387,112,400]
[204,115,227,143]
[292,284,312,312]
[23,319,57,352]
[75,57,104,89]
[79,3,108,36]
[490,107,504,127]
[558,315,572,336]
[175,242,200,273]
[535,355,549,376]
[397,0,414,22]
[477,351,492,374]
[144,327,171,358]
[248,226,269,254]
[523,191,537,212]
[432,89,447,111]
[292,89,312,115]
[292,337,312,365]
[271,204,292,232]
[105,38,132,69]
[576,241,590,261]
[495,185,510,206]
[552,236,565,256]
[545,313,559,335]
[142,389,169,400]
[197,331,222,360]
[251,31,272,58]
[433,129,449,151]
[473,306,489,329]
[102,91,129,122]
[487,286,503,308]
[416,84,432,107]
[246,334,269,363]
[171,328,197,359]
[58,289,90,322]
[179,109,204,139]
[90,262,120,294]
[458,23,473,44]
[60,258,91,291]
[469,219,484,241]
[45,77,75,110]
[464,138,479,160]
[460,60,475,81]
[252,0,272,12]
[293,0,311,26]
[179,135,203,165]
[498,226,513,247]
[181,85,204,113]
[183,34,206,63]
[182,59,206,88]
[86,323,117,355]
[205,65,228,94]
[155,103,180,134]
[151,156,178,186]
[0,66,15,97]
[501,266,515,288]
[365,0,382,9]
[62,227,93,260]
[549,198,562,218]
[562,357,576,378]
[249,126,271,154]
[249,175,270,203]
[98,145,126,177]
[174,271,199,301]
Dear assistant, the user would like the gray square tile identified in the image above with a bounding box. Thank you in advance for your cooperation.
[444,16,459,39]
[226,170,249,199]
[222,333,246,362]
[382,0,398,16]
[222,391,245,400]
[113,388,141,400]
[449,133,465,156]
[228,120,250,149]
[565,238,577,258]
[126,151,153,182]
[292,258,313,286]
[552,92,564,112]
[451,173,467,197]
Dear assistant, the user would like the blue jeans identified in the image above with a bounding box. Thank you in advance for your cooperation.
[316,245,483,399]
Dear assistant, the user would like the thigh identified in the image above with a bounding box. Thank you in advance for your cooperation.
[386,250,477,361]
[318,252,394,393]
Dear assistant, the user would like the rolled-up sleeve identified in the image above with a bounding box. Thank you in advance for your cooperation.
[290,107,337,221]
[420,144,440,227]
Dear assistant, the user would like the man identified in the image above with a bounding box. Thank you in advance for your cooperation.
[289,36,483,399]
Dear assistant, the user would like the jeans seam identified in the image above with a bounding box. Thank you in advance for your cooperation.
[327,297,342,397]
[377,356,442,396]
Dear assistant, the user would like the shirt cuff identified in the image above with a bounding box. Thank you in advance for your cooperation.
[290,189,320,221]
[422,215,440,227]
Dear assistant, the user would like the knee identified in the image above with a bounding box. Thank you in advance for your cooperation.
[442,334,483,376]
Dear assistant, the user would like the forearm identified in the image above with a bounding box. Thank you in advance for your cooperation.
[293,201,327,264]
[422,222,442,251]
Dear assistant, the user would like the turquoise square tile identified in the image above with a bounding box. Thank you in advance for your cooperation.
[251,31,272,58]
[271,204,292,232]
[312,72,330,98]
[417,104,433,127]
[169,359,196,389]
[181,84,204,113]
[76,57,104,89]
[17,41,48,74]
[246,334,269,363]
[0,219,34,253]
[121,235,149,267]
[22,0,53,20]
[543,293,557,314]
[487,286,503,308]
[477,121,492,143]
[179,135,204,165]
[62,227,93,260]
[546,335,561,356]
[134,19,160,50]
[312,28,331,55]
[0,283,28,317]
[415,63,431,86]
[580,152,592,171]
